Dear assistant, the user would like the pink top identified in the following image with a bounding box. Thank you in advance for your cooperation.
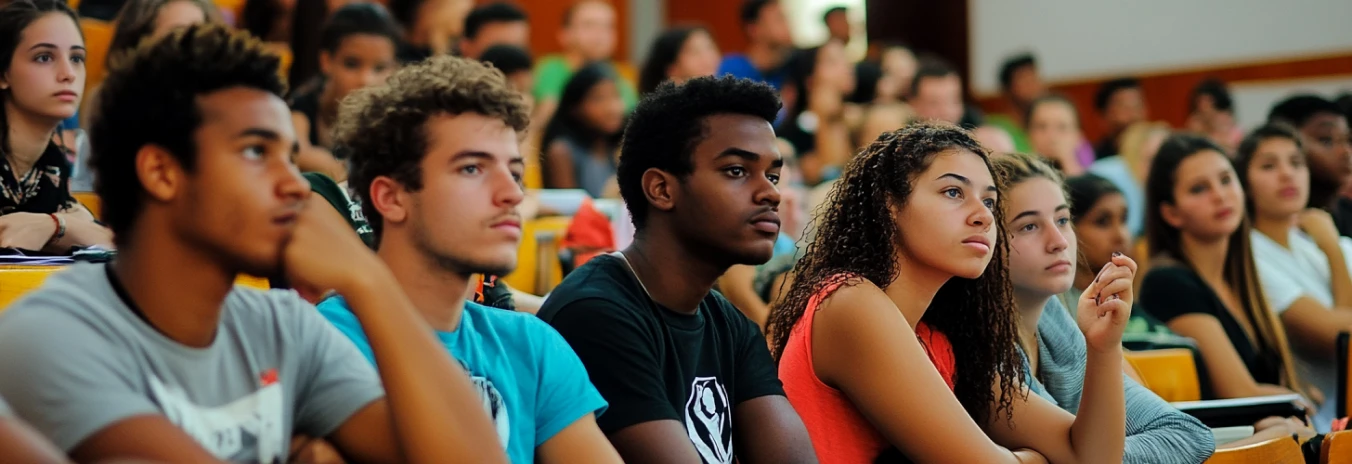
[779,277,956,464]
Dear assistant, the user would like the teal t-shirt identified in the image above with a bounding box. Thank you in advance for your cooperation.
[532,55,638,110]
[316,297,608,463]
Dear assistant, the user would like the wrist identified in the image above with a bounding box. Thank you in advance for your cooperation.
[331,258,393,300]
[1086,343,1124,358]
[46,213,65,242]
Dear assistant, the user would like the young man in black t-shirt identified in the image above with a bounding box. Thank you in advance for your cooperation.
[537,76,816,464]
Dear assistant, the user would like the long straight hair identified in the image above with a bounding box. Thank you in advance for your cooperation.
[1144,133,1306,394]
[0,0,82,156]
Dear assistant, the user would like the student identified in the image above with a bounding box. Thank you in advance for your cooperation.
[0,397,70,464]
[540,63,626,198]
[316,55,621,463]
[821,6,849,45]
[1023,95,1090,176]
[0,0,112,251]
[1138,133,1312,405]
[1092,77,1147,159]
[289,3,400,181]
[766,122,1130,463]
[777,42,855,186]
[1238,124,1352,431]
[480,44,534,98]
[388,0,473,64]
[533,0,637,111]
[0,24,506,463]
[987,53,1044,153]
[638,26,721,95]
[538,76,816,464]
[717,0,793,91]
[459,2,528,60]
[1089,121,1169,240]
[995,153,1214,464]
[908,61,964,126]
[1186,79,1241,155]
[1267,95,1352,237]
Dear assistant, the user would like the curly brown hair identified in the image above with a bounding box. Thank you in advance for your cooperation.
[765,122,1025,426]
[337,54,530,245]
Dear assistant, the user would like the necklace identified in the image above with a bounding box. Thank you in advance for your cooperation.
[615,251,656,300]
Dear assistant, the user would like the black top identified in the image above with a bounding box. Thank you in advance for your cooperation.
[396,42,432,65]
[289,87,323,147]
[1332,196,1352,239]
[0,142,77,216]
[538,254,783,463]
[1139,265,1282,386]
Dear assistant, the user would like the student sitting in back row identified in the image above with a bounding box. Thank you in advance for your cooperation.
[539,76,817,464]
[0,24,506,463]
[316,54,621,464]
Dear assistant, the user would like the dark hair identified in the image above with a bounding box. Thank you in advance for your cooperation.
[618,75,781,230]
[1065,173,1122,221]
[464,2,526,40]
[386,0,423,32]
[1093,77,1140,113]
[338,55,529,245]
[822,5,846,23]
[997,53,1035,91]
[638,26,705,95]
[1234,123,1303,213]
[286,0,327,87]
[241,0,281,41]
[1144,133,1305,393]
[1190,78,1233,114]
[766,122,1023,426]
[541,62,624,168]
[1267,94,1342,129]
[908,57,957,99]
[740,0,776,25]
[1023,93,1079,132]
[1336,93,1352,123]
[848,61,881,104]
[783,46,822,116]
[319,3,401,54]
[0,0,81,155]
[107,0,218,68]
[479,44,532,76]
[90,24,286,241]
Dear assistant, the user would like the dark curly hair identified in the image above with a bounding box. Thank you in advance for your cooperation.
[338,54,530,246]
[766,122,1024,426]
[617,75,781,231]
[90,24,285,243]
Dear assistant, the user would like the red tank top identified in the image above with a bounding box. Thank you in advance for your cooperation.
[779,277,956,464]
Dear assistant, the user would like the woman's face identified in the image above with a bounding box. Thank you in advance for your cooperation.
[1161,150,1245,241]
[579,78,625,135]
[669,30,719,84]
[1028,101,1079,160]
[152,1,207,40]
[814,41,855,95]
[1006,177,1076,297]
[880,47,915,98]
[1074,192,1130,274]
[895,149,999,280]
[2,13,85,122]
[322,34,397,102]
[1245,137,1308,220]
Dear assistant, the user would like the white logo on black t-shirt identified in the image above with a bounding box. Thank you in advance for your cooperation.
[685,377,732,464]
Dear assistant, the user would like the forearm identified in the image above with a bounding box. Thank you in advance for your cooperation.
[1120,376,1214,464]
[1070,348,1126,463]
[51,214,112,249]
[1321,242,1352,308]
[340,267,506,464]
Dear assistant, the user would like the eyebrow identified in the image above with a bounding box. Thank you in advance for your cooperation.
[1012,204,1070,221]
[237,128,283,141]
[937,172,998,192]
[716,147,784,168]
[452,151,524,166]
[27,43,84,52]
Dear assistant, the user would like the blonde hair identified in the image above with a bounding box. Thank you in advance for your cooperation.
[1118,120,1170,179]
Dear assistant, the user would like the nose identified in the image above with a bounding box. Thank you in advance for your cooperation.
[968,200,994,230]
[1046,225,1069,254]
[493,168,524,207]
[276,158,309,201]
[752,172,782,209]
[56,57,77,83]
[360,68,382,87]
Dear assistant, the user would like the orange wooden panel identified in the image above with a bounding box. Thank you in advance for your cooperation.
[73,191,101,221]
[1324,430,1351,464]
[501,215,571,295]
[1123,348,1201,402]
[0,267,58,311]
[1206,436,1303,464]
[80,19,115,100]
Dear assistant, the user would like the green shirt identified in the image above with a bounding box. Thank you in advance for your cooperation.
[304,172,374,248]
[985,113,1032,153]
[532,55,638,110]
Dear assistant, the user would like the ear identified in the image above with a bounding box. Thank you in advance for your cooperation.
[641,168,678,215]
[136,144,185,203]
[1159,202,1185,229]
[318,51,334,76]
[369,176,410,229]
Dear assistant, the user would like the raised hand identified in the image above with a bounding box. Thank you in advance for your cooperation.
[281,197,383,301]
[1077,252,1138,353]
[1298,208,1341,250]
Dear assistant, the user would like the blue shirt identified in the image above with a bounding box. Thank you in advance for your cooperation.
[717,54,786,91]
[1088,156,1145,239]
[317,297,608,464]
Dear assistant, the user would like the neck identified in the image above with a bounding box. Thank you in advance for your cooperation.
[1181,232,1230,283]
[746,41,786,71]
[1014,288,1049,361]
[4,101,58,174]
[112,227,238,348]
[624,226,726,315]
[1252,212,1296,249]
[882,252,952,329]
[563,50,588,69]
[377,235,471,332]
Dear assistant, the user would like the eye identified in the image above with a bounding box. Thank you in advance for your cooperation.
[242,145,265,160]
[767,173,781,185]
[34,53,53,63]
[460,164,483,175]
[725,166,747,178]
[1189,183,1207,195]
[71,53,85,64]
[943,187,962,199]
[1020,222,1037,232]
[1220,173,1233,185]
[1056,216,1071,227]
[982,197,996,209]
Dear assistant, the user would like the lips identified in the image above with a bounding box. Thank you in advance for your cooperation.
[1046,259,1072,273]
[962,234,992,254]
[53,90,78,101]
[750,211,781,235]
[1278,186,1299,199]
[1216,206,1235,220]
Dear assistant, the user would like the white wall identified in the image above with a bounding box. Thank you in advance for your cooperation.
[969,0,1352,96]
[784,0,868,60]
[1231,76,1352,131]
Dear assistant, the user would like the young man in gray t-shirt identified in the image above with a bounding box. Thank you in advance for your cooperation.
[0,25,507,463]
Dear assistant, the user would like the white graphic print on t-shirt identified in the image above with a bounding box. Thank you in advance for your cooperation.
[685,377,732,464]
[148,373,286,463]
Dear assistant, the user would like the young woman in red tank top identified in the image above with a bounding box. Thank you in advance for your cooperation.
[765,123,1135,463]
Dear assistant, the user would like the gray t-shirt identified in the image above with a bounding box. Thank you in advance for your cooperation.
[0,263,384,462]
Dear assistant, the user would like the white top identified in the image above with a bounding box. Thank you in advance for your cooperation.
[1249,228,1352,432]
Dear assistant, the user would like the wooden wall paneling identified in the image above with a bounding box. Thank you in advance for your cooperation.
[666,0,744,55]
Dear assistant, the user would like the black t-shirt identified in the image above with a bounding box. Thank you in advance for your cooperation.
[1139,265,1282,386]
[537,254,784,462]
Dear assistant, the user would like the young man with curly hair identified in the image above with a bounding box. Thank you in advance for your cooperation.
[0,24,507,463]
[315,54,621,463]
[537,76,817,464]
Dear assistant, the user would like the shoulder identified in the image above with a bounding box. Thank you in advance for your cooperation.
[718,54,752,71]
[464,300,551,339]
[539,255,642,319]
[1141,262,1200,287]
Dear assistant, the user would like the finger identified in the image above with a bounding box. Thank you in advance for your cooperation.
[1085,262,1116,300]
[1110,252,1138,275]
[1095,278,1134,305]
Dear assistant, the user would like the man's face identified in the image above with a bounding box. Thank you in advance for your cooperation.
[912,74,964,125]
[752,3,792,49]
[1104,87,1146,131]
[175,87,308,277]
[564,1,616,62]
[388,113,524,277]
[824,11,849,43]
[671,114,783,266]
[1008,65,1044,107]
[1300,112,1352,190]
